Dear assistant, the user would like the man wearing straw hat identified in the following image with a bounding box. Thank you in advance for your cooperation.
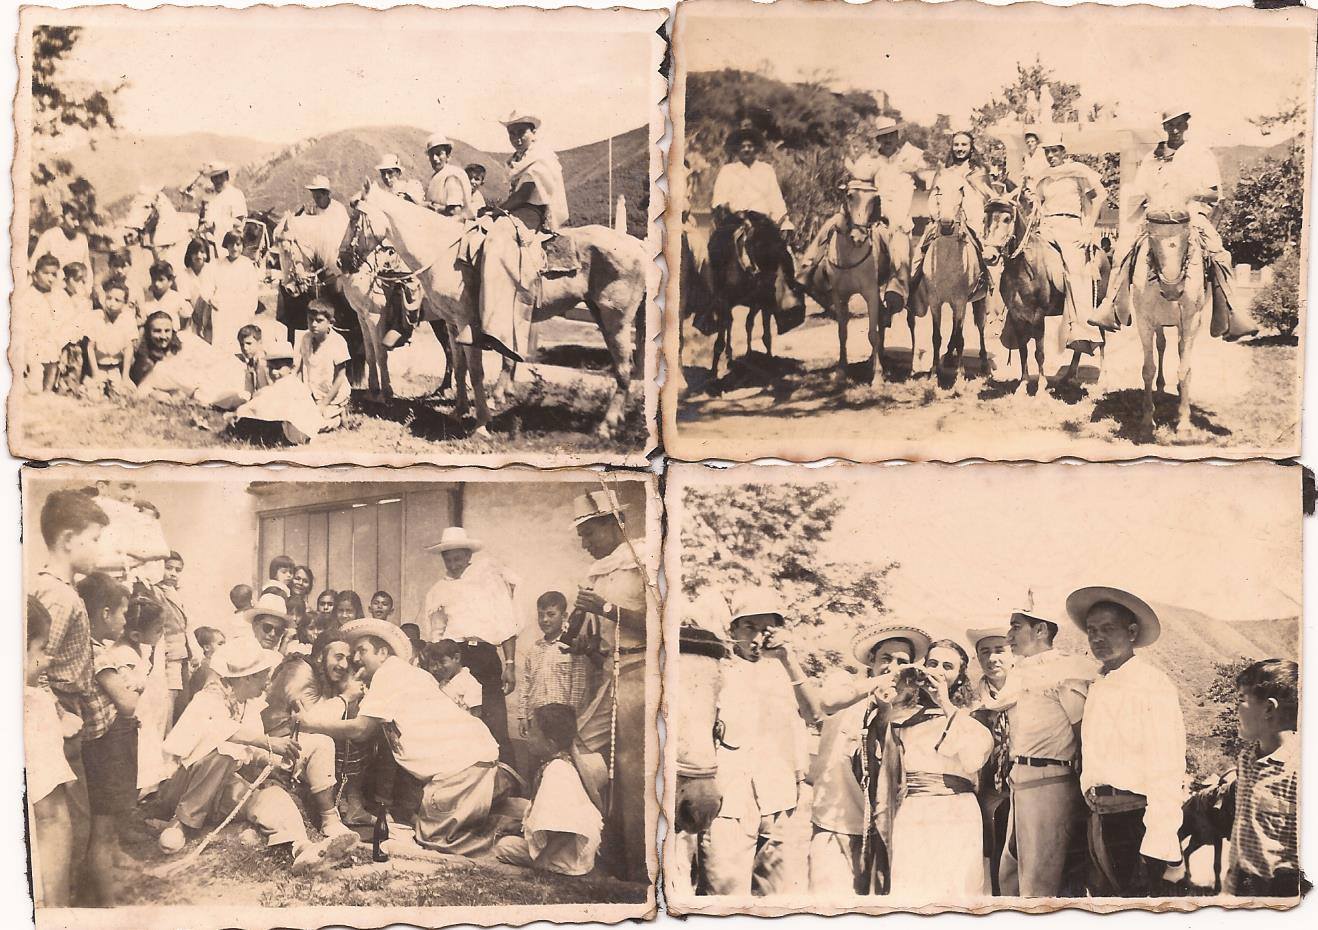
[983,600,1097,897]
[198,161,247,259]
[302,175,350,230]
[297,617,504,856]
[809,623,930,895]
[416,526,520,763]
[1067,585,1186,896]
[153,638,358,874]
[566,487,649,883]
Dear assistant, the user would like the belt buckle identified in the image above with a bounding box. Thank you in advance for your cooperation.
[465,638,480,647]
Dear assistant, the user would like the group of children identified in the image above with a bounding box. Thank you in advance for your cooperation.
[26,487,614,908]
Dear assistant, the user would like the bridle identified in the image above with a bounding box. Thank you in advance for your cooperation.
[825,183,879,271]
[1145,215,1194,291]
[984,194,1037,266]
[345,205,440,297]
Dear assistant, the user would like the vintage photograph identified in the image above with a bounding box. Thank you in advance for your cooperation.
[665,461,1302,914]
[9,3,664,467]
[20,464,658,928]
[666,0,1315,462]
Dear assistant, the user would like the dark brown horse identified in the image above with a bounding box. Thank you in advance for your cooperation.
[705,210,804,386]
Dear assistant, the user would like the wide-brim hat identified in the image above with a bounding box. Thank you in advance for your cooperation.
[204,161,230,177]
[572,489,627,528]
[851,624,932,666]
[243,592,292,627]
[1022,126,1041,142]
[426,132,453,152]
[1066,585,1161,648]
[1161,108,1191,127]
[211,638,281,679]
[264,341,295,363]
[872,116,901,138]
[1039,130,1066,151]
[726,127,763,149]
[375,154,404,173]
[729,588,786,627]
[966,626,1009,652]
[304,175,332,191]
[425,525,483,554]
[340,616,413,663]
[500,112,542,131]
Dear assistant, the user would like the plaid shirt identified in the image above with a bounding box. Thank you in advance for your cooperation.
[31,569,117,741]
[520,635,591,724]
[1226,732,1299,893]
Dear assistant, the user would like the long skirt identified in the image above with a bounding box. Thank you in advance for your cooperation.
[889,793,987,900]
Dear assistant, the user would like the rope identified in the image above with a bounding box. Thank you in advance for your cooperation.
[148,760,276,879]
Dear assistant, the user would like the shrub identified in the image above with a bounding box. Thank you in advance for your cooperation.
[1250,249,1301,336]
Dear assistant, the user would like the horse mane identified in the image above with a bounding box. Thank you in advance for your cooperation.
[360,185,465,267]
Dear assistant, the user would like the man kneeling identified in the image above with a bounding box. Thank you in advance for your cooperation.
[296,618,504,855]
[153,639,358,874]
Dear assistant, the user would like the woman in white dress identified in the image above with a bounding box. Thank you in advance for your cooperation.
[880,637,993,901]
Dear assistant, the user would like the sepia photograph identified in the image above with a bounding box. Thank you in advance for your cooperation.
[9,3,665,467]
[20,464,658,928]
[664,461,1302,914]
[665,0,1315,462]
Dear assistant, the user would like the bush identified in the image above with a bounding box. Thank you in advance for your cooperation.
[1250,249,1301,336]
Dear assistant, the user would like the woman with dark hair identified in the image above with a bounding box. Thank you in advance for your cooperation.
[334,590,364,625]
[876,637,993,900]
[289,566,315,643]
[178,239,211,340]
[942,132,996,233]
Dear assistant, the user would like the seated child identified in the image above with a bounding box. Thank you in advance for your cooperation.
[50,261,94,395]
[230,342,327,443]
[494,703,606,877]
[85,276,139,397]
[295,300,351,429]
[237,323,271,397]
[424,640,483,715]
[1225,658,1300,898]
[153,638,357,873]
[25,596,80,907]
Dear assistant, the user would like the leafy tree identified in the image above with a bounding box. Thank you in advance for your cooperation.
[679,482,898,678]
[1219,153,1304,269]
[1248,248,1301,336]
[1202,659,1250,773]
[28,25,124,249]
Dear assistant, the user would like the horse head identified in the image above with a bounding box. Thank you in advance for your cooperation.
[1144,209,1194,301]
[981,192,1027,266]
[341,190,386,275]
[842,180,882,245]
[124,193,159,243]
[930,169,967,236]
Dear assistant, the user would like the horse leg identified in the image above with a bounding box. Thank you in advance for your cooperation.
[869,291,886,388]
[450,322,471,420]
[946,302,966,388]
[710,311,727,389]
[1033,333,1046,397]
[1174,308,1204,433]
[762,307,774,358]
[1138,318,1158,437]
[593,305,635,439]
[1155,328,1167,394]
[466,342,492,436]
[835,295,850,388]
[429,319,454,398]
[974,297,990,382]
[744,306,755,358]
[930,303,943,384]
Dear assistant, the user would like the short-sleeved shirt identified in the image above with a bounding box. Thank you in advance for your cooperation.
[358,655,499,781]
[426,165,474,220]
[441,667,483,712]
[1226,732,1298,891]
[86,311,140,365]
[1000,649,1097,762]
[139,288,193,330]
[163,677,246,767]
[31,569,108,739]
[294,329,351,406]
[1037,161,1105,219]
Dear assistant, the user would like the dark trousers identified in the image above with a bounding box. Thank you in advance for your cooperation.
[461,641,512,764]
[1228,866,1301,898]
[1088,806,1161,897]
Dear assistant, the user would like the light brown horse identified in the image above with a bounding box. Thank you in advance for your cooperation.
[807,172,898,389]
[912,170,989,387]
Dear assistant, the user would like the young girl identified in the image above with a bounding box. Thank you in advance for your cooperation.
[185,627,226,702]
[86,276,139,396]
[494,703,606,877]
[295,301,350,429]
[25,596,79,907]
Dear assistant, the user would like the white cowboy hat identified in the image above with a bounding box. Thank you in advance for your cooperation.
[375,154,404,173]
[242,592,292,628]
[425,132,453,152]
[872,116,901,138]
[205,161,230,176]
[1022,126,1042,142]
[1066,585,1161,648]
[851,624,932,666]
[304,175,332,191]
[728,589,786,627]
[500,112,542,130]
[965,626,1009,652]
[340,616,413,663]
[687,589,733,640]
[264,340,295,363]
[211,638,281,679]
[1161,108,1191,127]
[572,489,627,528]
[425,526,483,554]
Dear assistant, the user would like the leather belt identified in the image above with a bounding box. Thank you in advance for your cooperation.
[1013,755,1072,768]
[1087,785,1144,799]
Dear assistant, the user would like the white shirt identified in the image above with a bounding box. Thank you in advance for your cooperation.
[417,557,521,645]
[308,198,350,231]
[426,165,474,220]
[358,655,499,781]
[31,227,91,272]
[206,186,248,245]
[1037,161,1105,219]
[810,672,870,834]
[853,142,926,230]
[1079,653,1186,862]
[1130,141,1221,222]
[523,757,603,876]
[991,649,1098,762]
[715,654,808,821]
[711,160,789,226]
[199,255,261,350]
[441,667,483,712]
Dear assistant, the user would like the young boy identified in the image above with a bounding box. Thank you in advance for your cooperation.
[369,590,395,623]
[400,623,424,659]
[465,164,488,214]
[519,591,590,744]
[424,640,483,716]
[25,596,80,907]
[494,703,606,877]
[236,323,270,397]
[1225,658,1300,897]
[230,584,254,613]
[86,276,139,395]
[262,555,296,601]
[295,300,351,429]
[23,253,72,392]
[140,261,191,331]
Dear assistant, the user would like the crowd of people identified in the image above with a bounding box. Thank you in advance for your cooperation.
[24,481,649,907]
[675,586,1299,902]
[19,112,570,443]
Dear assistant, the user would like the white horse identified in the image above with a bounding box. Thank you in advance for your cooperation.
[122,191,198,275]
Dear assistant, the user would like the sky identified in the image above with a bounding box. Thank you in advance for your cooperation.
[816,464,1300,626]
[57,13,655,152]
[684,2,1313,146]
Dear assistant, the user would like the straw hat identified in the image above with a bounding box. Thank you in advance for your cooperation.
[728,588,785,627]
[965,626,1009,653]
[572,489,626,528]
[851,624,932,666]
[426,132,453,152]
[872,116,901,138]
[500,112,542,131]
[425,526,482,553]
[304,175,332,191]
[340,616,413,663]
[242,592,291,627]
[1066,585,1161,648]
[211,638,281,679]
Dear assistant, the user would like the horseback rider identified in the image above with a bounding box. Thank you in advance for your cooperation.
[1092,108,1257,340]
[797,117,923,314]
[375,154,427,205]
[1017,128,1049,193]
[707,126,801,292]
[424,133,476,220]
[1035,130,1107,354]
[302,176,350,229]
[908,129,995,308]
[199,161,247,259]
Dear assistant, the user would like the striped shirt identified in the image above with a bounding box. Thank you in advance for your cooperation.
[520,635,591,724]
[32,569,117,741]
[1226,732,1298,893]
